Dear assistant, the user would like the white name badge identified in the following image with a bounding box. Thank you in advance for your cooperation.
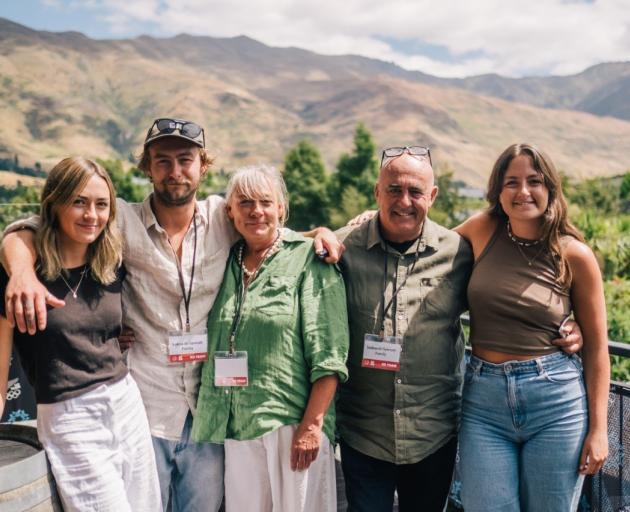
[214,351,249,386]
[167,329,208,363]
[361,334,403,371]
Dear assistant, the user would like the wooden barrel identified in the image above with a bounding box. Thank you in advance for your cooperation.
[0,423,63,511]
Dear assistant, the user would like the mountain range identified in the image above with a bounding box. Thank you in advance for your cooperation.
[1,16,629,187]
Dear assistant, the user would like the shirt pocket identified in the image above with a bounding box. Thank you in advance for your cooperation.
[254,275,299,316]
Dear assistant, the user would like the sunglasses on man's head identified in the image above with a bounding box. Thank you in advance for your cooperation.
[145,118,205,148]
[380,146,432,167]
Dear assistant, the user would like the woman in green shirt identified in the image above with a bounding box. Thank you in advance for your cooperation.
[192,165,349,512]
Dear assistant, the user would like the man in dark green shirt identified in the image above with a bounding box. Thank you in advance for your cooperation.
[335,147,473,512]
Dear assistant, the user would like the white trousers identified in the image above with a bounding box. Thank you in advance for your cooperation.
[224,424,337,512]
[37,373,162,512]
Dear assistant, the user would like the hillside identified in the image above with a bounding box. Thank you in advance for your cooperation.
[0,17,629,187]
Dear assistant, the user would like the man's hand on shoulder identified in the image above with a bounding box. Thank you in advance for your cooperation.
[5,268,65,334]
[307,227,345,263]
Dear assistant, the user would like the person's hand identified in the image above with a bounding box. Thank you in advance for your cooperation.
[290,421,322,471]
[5,269,64,334]
[118,326,136,352]
[579,429,608,475]
[312,227,345,264]
[551,319,583,354]
[347,210,377,226]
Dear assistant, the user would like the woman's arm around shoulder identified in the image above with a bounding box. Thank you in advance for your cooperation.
[453,211,499,260]
[566,238,610,475]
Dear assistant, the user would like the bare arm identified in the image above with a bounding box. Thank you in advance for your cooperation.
[290,374,338,471]
[0,316,14,418]
[1,230,64,334]
[567,240,609,475]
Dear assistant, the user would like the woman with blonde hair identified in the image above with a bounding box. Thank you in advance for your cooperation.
[456,143,609,511]
[0,157,161,511]
[193,164,349,512]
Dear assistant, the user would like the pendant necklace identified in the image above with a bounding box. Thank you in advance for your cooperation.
[59,266,88,299]
[507,221,544,267]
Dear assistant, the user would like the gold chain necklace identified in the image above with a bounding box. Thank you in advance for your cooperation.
[59,267,88,299]
[513,242,546,267]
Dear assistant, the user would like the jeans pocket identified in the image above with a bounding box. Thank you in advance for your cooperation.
[542,360,582,384]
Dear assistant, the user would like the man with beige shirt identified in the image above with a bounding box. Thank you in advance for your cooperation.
[2,118,339,511]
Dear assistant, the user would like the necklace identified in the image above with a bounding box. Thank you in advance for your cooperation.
[237,229,283,281]
[513,242,546,267]
[507,220,541,247]
[59,266,88,299]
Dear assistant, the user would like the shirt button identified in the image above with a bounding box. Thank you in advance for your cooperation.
[224,389,230,394]
[395,409,401,415]
[396,378,402,384]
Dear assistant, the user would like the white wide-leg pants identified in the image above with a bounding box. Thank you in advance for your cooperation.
[37,373,162,512]
[224,424,336,512]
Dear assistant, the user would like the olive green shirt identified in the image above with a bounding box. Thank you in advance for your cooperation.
[336,216,472,464]
[192,230,349,444]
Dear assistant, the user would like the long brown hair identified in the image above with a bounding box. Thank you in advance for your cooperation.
[486,143,583,287]
[37,157,122,284]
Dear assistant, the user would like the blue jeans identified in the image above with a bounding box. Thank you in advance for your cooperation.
[152,411,224,512]
[459,352,587,512]
[340,437,457,512]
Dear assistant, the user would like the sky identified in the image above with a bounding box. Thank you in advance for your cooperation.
[1,0,629,78]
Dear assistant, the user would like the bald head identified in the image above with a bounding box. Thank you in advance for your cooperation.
[375,153,438,243]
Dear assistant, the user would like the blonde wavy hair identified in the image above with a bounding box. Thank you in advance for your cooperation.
[486,143,584,288]
[37,157,122,284]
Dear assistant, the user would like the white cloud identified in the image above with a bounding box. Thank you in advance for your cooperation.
[47,0,630,77]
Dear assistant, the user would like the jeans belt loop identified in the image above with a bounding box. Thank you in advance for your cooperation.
[472,356,483,376]
[535,358,545,375]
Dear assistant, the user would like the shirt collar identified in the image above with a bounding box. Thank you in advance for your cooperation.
[365,213,440,253]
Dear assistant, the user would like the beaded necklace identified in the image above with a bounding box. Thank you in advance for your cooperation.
[237,229,283,282]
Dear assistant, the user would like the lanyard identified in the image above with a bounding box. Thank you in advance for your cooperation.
[227,248,249,355]
[380,238,424,335]
[167,214,198,332]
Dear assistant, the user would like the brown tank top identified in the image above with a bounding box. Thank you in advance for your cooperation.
[467,221,571,355]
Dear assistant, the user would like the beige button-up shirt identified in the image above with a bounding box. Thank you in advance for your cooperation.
[118,196,237,440]
[336,215,473,464]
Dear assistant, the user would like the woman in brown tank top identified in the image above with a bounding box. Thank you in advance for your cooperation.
[455,143,609,511]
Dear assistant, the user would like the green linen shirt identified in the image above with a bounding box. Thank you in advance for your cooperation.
[192,230,349,444]
[336,215,473,465]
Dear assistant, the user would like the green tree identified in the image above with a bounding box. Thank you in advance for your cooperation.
[97,159,149,203]
[330,123,378,205]
[329,123,379,226]
[430,163,461,228]
[282,140,330,230]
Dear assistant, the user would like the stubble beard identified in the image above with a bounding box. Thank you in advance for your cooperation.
[153,183,198,207]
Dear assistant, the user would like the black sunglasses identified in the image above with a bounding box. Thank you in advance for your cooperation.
[145,118,205,148]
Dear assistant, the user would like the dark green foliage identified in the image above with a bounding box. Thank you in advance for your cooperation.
[329,123,379,209]
[97,159,149,203]
[283,140,330,230]
[430,164,461,228]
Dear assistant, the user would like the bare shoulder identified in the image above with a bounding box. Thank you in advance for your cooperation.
[454,211,498,259]
[564,238,599,271]
[455,211,496,238]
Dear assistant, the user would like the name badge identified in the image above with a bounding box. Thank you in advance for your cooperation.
[361,333,402,371]
[215,351,249,386]
[167,329,208,363]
